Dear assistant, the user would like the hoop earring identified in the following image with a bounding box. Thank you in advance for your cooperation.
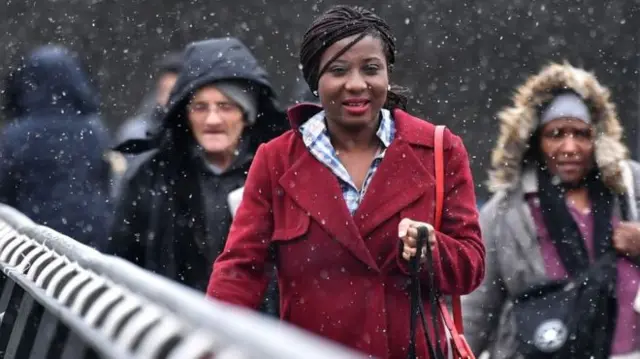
[387,85,391,91]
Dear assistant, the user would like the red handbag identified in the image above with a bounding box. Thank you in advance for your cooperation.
[407,125,475,359]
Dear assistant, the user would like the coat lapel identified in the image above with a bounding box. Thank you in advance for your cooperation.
[278,149,380,271]
[355,141,432,237]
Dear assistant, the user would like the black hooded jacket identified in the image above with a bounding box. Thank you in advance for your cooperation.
[108,38,288,299]
[0,45,112,248]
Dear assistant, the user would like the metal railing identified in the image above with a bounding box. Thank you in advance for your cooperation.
[0,204,367,359]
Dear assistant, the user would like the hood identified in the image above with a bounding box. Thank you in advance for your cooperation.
[116,37,288,154]
[3,45,99,119]
[165,37,287,148]
[489,61,628,193]
[291,79,320,105]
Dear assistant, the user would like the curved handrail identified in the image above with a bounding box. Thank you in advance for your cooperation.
[0,204,367,359]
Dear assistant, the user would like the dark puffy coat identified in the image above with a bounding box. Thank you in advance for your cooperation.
[0,45,112,249]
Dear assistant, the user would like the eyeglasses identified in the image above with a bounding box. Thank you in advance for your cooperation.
[541,128,594,145]
[187,101,242,117]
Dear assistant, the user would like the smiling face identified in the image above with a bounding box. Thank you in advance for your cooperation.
[187,85,245,157]
[316,34,389,130]
[539,117,595,185]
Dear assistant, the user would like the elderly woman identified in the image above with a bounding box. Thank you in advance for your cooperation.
[463,62,640,359]
[108,37,287,317]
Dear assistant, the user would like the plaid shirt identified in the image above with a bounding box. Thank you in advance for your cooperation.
[299,109,396,215]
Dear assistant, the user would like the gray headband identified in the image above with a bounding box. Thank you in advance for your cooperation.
[540,93,591,125]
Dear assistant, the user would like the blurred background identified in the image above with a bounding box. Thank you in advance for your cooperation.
[1,0,639,201]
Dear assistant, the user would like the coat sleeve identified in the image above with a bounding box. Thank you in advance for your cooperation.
[106,166,147,265]
[397,131,486,295]
[206,144,274,309]
[462,196,507,354]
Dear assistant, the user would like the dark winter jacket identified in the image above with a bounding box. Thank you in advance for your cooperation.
[108,38,288,311]
[0,45,113,249]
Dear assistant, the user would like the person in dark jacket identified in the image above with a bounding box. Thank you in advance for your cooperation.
[0,45,113,249]
[108,38,288,312]
[110,52,183,199]
[114,52,183,146]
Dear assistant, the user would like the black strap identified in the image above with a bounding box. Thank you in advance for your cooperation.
[537,167,615,276]
[407,226,446,359]
[618,193,630,222]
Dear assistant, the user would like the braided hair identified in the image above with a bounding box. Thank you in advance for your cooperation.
[299,5,408,110]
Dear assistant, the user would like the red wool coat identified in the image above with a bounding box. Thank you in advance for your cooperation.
[207,104,485,359]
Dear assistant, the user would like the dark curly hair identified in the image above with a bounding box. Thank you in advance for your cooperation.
[299,5,408,110]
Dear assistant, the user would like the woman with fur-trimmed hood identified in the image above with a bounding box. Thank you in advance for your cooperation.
[463,62,640,359]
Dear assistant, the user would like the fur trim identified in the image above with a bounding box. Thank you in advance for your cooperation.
[488,61,628,193]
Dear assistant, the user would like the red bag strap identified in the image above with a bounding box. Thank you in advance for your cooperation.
[433,125,464,335]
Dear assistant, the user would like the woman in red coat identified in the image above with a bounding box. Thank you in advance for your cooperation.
[207,5,485,358]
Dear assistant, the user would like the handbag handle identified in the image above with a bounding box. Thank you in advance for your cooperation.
[408,226,443,359]
[407,125,474,359]
[434,126,474,359]
[434,125,465,335]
